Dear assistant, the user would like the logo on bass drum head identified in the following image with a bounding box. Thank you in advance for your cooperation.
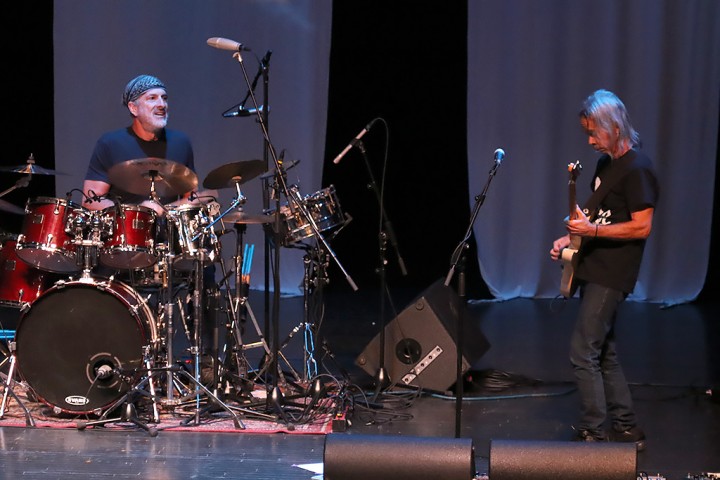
[65,395,90,406]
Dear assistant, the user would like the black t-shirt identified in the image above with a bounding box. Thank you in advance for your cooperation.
[85,127,195,205]
[576,149,660,294]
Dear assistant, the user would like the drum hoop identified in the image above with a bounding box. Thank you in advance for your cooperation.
[22,278,157,340]
[102,204,157,216]
[27,196,81,209]
[172,203,205,214]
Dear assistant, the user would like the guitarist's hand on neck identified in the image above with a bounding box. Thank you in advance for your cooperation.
[550,206,593,261]
[566,205,595,238]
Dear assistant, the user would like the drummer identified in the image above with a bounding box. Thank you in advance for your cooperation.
[82,74,195,214]
[82,74,218,377]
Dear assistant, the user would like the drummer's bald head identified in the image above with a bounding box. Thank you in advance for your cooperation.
[122,74,166,107]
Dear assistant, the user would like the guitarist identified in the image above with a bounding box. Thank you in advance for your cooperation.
[550,90,659,451]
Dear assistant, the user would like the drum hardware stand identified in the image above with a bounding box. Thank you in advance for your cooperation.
[0,154,34,199]
[76,346,160,436]
[275,244,330,384]
[71,208,104,280]
[444,150,503,437]
[0,341,35,426]
[174,223,247,427]
[139,190,241,427]
[213,45,358,424]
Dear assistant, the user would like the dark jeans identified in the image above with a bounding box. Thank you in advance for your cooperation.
[570,282,637,435]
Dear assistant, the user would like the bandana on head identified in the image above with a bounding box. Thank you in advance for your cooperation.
[122,74,166,106]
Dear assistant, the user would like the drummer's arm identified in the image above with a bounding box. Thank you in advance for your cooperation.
[82,179,115,211]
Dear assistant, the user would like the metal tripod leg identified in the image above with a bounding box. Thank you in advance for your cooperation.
[0,342,35,426]
[244,300,299,385]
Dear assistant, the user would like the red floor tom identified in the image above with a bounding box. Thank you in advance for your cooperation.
[0,239,57,308]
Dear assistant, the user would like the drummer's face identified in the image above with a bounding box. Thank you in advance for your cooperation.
[129,88,168,136]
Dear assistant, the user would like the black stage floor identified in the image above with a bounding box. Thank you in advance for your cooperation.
[0,282,718,479]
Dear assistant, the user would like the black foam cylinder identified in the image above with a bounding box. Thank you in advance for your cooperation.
[490,439,637,480]
[323,434,476,480]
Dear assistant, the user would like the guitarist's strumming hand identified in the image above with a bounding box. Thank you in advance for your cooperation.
[550,235,570,261]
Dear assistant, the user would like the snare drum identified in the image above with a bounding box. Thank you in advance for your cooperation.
[15,196,84,273]
[0,239,57,308]
[268,185,346,246]
[100,204,157,270]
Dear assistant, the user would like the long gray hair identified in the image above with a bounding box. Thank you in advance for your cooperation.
[580,89,640,147]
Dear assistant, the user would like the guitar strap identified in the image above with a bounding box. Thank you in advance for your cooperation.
[581,152,635,221]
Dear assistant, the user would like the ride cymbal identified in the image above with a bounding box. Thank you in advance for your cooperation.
[203,160,265,189]
[108,158,198,197]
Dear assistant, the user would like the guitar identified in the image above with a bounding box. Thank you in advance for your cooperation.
[559,160,582,298]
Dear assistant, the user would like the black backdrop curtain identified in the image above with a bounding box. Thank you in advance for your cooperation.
[2,1,719,304]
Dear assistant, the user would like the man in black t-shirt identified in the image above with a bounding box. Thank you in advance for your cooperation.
[551,89,660,451]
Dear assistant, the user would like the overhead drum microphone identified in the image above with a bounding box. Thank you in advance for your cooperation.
[333,119,378,164]
[206,37,251,52]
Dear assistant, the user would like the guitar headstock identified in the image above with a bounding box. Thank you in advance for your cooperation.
[567,160,582,183]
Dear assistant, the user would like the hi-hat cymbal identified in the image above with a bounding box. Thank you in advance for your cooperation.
[203,160,265,189]
[222,211,274,224]
[108,158,198,197]
[0,198,25,215]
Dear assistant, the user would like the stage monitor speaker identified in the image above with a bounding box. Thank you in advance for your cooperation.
[489,439,637,480]
[323,433,476,480]
[355,278,490,392]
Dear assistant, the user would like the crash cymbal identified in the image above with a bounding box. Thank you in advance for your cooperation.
[222,210,274,224]
[0,162,66,175]
[0,198,25,215]
[108,158,198,197]
[203,160,265,189]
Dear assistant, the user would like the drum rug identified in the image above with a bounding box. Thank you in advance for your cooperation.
[0,382,337,435]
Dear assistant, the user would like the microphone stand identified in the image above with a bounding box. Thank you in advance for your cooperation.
[353,139,406,400]
[444,157,502,437]
[224,48,294,425]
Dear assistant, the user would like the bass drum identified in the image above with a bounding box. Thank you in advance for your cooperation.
[15,279,157,415]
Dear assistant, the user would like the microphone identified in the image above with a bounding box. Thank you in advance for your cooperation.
[207,37,251,52]
[494,148,505,165]
[332,119,377,164]
[95,364,114,380]
[222,105,265,118]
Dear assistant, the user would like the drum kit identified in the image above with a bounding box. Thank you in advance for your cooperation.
[0,155,350,428]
